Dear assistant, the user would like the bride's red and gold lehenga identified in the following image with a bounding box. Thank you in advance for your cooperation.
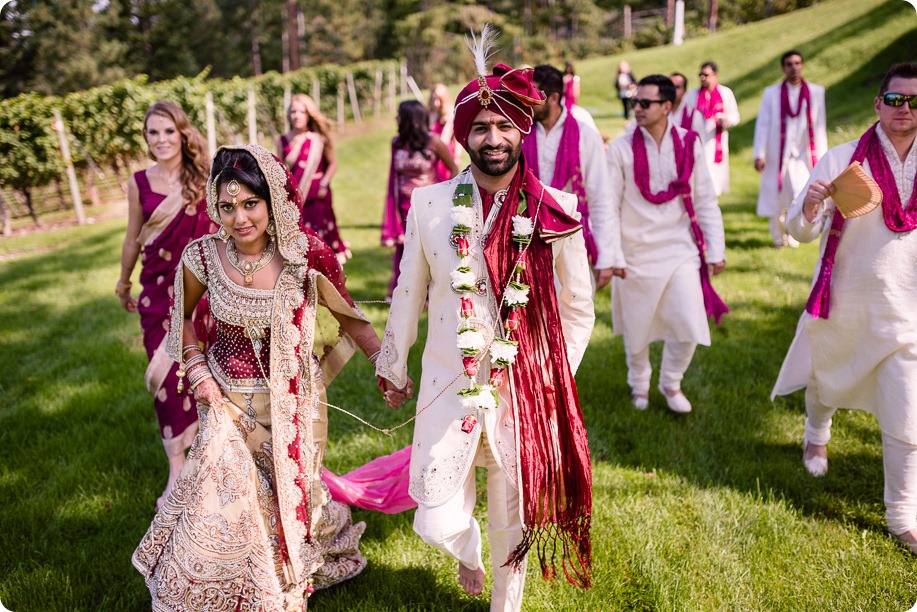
[132,144,370,611]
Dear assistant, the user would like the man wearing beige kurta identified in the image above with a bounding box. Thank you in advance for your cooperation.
[681,62,740,196]
[772,63,917,553]
[753,51,828,248]
[598,75,725,414]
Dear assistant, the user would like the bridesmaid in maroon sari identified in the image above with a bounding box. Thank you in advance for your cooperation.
[116,101,215,508]
[428,83,461,183]
[278,94,351,264]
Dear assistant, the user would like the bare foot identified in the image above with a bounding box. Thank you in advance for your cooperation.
[458,562,485,596]
[803,442,828,462]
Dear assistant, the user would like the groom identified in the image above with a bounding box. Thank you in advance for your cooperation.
[376,50,596,611]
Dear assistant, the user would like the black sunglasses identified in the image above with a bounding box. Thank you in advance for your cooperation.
[882,93,917,108]
[629,98,667,109]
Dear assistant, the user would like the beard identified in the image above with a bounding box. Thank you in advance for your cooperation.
[467,142,522,177]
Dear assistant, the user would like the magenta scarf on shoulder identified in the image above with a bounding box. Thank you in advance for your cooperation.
[696,86,725,163]
[632,125,729,323]
[521,115,598,264]
[806,122,917,318]
[778,79,818,192]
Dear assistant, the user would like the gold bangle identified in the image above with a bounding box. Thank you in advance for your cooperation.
[115,280,133,297]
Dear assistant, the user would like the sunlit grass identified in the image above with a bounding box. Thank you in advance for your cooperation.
[2,1,916,609]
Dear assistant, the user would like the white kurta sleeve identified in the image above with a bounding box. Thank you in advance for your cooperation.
[722,86,740,129]
[594,140,627,270]
[375,198,431,389]
[552,222,596,375]
[813,85,828,159]
[580,122,617,270]
[691,138,726,263]
[753,88,773,161]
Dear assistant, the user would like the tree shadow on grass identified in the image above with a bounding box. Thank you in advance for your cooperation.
[727,3,916,156]
[581,298,889,536]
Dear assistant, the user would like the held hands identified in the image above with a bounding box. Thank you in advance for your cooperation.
[708,260,726,276]
[193,378,225,407]
[803,179,836,223]
[118,292,138,312]
[115,281,138,312]
[377,375,414,409]
[594,267,627,289]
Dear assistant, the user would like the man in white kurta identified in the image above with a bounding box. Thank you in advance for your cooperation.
[376,63,595,610]
[526,64,614,268]
[772,64,917,552]
[753,51,827,247]
[682,62,740,195]
[599,75,725,413]
[670,72,706,136]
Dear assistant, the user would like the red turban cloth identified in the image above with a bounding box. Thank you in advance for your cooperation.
[453,64,546,149]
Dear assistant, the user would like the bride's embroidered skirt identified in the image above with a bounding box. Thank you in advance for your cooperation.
[132,388,366,611]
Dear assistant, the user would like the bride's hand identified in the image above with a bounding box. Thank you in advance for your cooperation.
[193,377,225,406]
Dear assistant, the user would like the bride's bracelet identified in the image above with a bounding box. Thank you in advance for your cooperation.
[187,365,214,390]
[368,350,381,366]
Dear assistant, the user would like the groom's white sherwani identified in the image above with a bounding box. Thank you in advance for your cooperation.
[376,169,595,507]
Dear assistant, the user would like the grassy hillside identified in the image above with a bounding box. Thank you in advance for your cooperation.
[1,0,916,610]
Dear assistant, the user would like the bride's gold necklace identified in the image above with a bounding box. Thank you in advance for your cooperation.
[227,237,275,286]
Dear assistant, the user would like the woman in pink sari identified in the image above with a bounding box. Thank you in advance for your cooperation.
[428,83,461,183]
[382,100,458,298]
[563,61,581,111]
[278,94,351,264]
[116,101,216,509]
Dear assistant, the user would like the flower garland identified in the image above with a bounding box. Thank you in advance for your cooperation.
[450,181,535,412]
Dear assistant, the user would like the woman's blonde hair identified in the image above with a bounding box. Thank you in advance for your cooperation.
[288,93,333,150]
[428,83,454,123]
[143,101,210,205]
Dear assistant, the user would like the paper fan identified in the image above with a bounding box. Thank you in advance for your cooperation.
[831,161,883,219]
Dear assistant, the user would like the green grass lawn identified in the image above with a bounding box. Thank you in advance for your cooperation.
[2,0,916,609]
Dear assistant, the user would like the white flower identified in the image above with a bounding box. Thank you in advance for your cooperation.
[511,215,534,237]
[475,385,498,410]
[451,268,477,290]
[457,330,486,351]
[490,340,518,365]
[503,285,530,306]
[450,206,475,227]
[461,394,479,411]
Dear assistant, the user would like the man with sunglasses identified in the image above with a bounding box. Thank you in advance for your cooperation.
[681,61,740,195]
[753,51,828,248]
[772,63,917,554]
[599,75,726,414]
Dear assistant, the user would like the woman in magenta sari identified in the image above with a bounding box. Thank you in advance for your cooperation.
[563,61,581,111]
[382,100,458,298]
[116,101,216,509]
[278,94,351,264]
[428,83,461,183]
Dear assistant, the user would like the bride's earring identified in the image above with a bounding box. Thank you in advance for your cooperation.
[266,219,277,237]
[218,225,230,242]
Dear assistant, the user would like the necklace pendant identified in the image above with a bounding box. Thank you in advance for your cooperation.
[244,274,254,286]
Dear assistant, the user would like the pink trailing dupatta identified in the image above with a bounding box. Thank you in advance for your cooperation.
[521,116,598,264]
[483,161,593,587]
[806,122,917,319]
[632,125,729,323]
[323,446,415,514]
[778,80,818,192]
[696,86,725,163]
